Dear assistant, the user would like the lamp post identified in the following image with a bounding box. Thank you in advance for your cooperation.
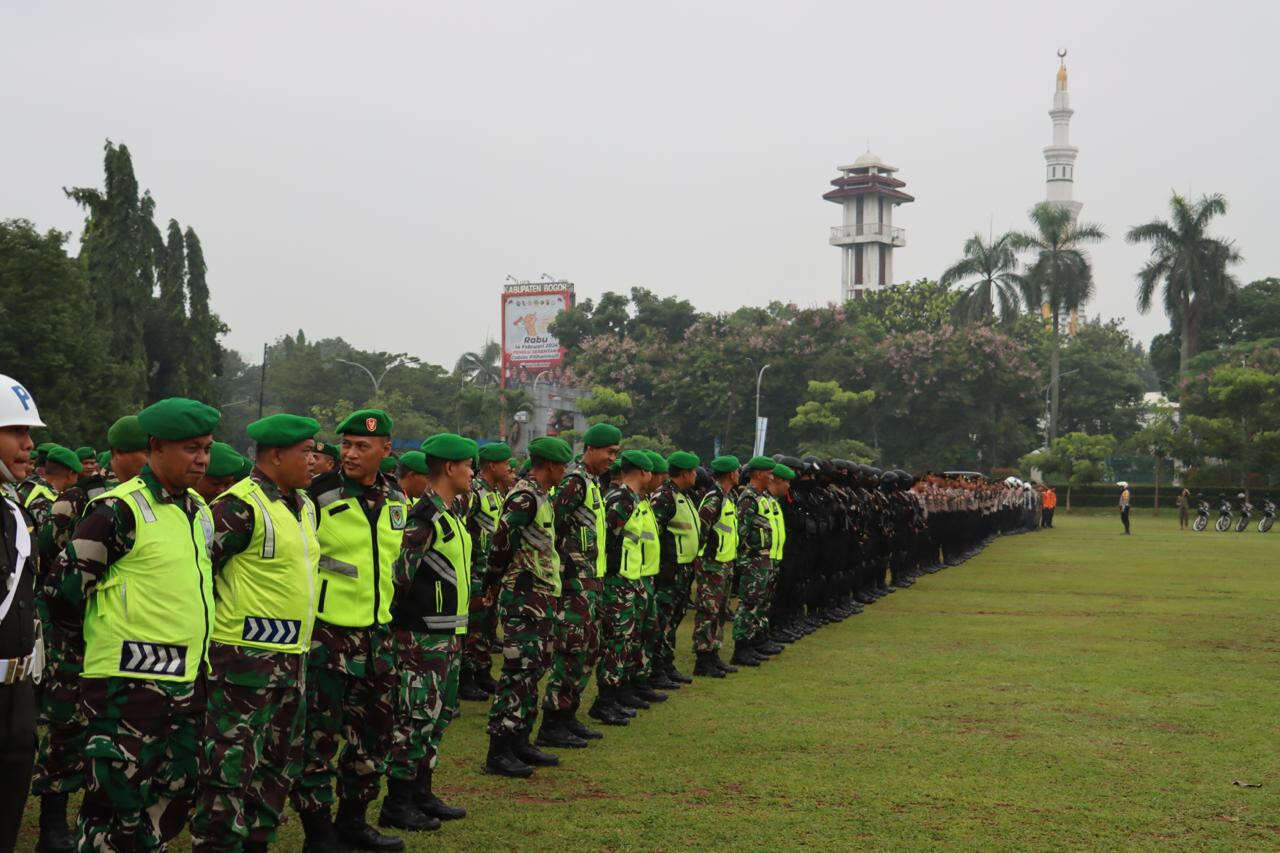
[335,357,406,398]
[754,363,771,454]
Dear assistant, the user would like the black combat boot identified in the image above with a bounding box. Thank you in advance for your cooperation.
[693,652,726,677]
[631,681,668,703]
[475,670,499,693]
[615,686,650,710]
[484,733,534,778]
[457,675,490,701]
[300,808,346,853]
[37,793,75,853]
[712,650,738,673]
[512,732,560,766]
[378,777,439,832]
[666,663,693,684]
[415,768,467,821]
[755,636,784,655]
[588,688,630,726]
[730,643,761,667]
[565,708,603,739]
[536,709,589,749]
[336,798,405,850]
[648,670,681,690]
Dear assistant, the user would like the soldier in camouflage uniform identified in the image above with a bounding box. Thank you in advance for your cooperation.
[459,442,515,701]
[625,451,668,705]
[382,432,478,832]
[44,397,221,852]
[483,436,572,778]
[537,423,622,746]
[731,456,780,667]
[293,409,407,852]
[189,414,321,852]
[649,450,701,689]
[692,456,742,677]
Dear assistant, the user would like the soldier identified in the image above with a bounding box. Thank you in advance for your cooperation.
[292,409,408,851]
[311,441,339,480]
[45,396,220,851]
[189,414,321,852]
[27,446,79,535]
[196,442,245,504]
[692,455,741,677]
[588,449,656,724]
[383,432,477,830]
[538,423,622,745]
[105,414,150,486]
[626,451,668,705]
[731,456,782,667]
[74,447,99,478]
[649,450,701,689]
[763,463,794,637]
[459,442,514,702]
[484,436,572,778]
[0,376,44,852]
[396,451,430,504]
[17,443,60,525]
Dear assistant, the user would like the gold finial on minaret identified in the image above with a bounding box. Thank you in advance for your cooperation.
[1056,48,1068,91]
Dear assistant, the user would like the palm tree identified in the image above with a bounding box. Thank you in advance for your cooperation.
[454,339,501,388]
[1126,193,1241,377]
[1012,203,1107,443]
[939,232,1023,323]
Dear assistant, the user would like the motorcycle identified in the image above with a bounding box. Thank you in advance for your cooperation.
[1215,500,1233,532]
[1259,500,1275,533]
[1235,498,1253,533]
[1192,500,1210,532]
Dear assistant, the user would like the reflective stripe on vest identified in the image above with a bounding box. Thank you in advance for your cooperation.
[762,495,787,560]
[568,473,608,579]
[511,484,561,595]
[82,477,214,681]
[668,490,700,565]
[620,500,659,579]
[211,478,320,654]
[422,505,471,633]
[23,483,55,509]
[701,490,738,563]
[314,490,406,628]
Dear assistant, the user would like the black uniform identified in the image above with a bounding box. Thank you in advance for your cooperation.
[0,489,38,850]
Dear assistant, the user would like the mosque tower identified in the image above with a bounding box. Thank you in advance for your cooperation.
[1044,49,1082,220]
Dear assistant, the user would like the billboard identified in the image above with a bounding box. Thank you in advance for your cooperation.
[500,281,574,388]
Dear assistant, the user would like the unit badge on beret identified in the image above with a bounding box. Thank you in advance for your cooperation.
[365,417,378,432]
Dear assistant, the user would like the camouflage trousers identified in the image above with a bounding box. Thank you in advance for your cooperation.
[190,644,306,851]
[595,575,638,689]
[387,630,460,780]
[32,632,86,795]
[461,571,498,680]
[631,576,659,683]
[78,681,201,852]
[487,573,556,736]
[653,560,696,671]
[732,554,774,642]
[542,576,602,713]
[692,559,733,654]
[291,623,396,812]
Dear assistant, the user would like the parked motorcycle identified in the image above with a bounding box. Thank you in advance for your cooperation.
[1193,499,1210,532]
[1215,498,1233,532]
[1235,493,1253,532]
[1259,500,1275,533]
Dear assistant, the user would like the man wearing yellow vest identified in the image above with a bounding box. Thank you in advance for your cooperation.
[293,409,407,852]
[626,450,669,705]
[383,432,477,831]
[693,455,742,677]
[590,449,657,723]
[649,450,701,690]
[731,456,782,667]
[484,436,572,778]
[189,413,320,852]
[45,396,220,851]
[459,441,514,702]
[537,423,622,746]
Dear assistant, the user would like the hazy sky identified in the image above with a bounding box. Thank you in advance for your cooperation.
[5,1,1276,369]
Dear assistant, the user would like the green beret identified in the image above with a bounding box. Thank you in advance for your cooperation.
[582,423,622,447]
[237,457,255,479]
[36,442,56,454]
[106,415,148,452]
[336,408,392,436]
[247,413,320,447]
[609,458,622,472]
[773,463,796,481]
[645,451,669,474]
[138,397,221,441]
[97,450,112,469]
[206,442,243,478]
[379,455,399,473]
[667,450,700,471]
[477,442,513,463]
[398,450,429,474]
[46,445,83,474]
[710,455,740,474]
[528,436,573,463]
[619,449,653,471]
[314,441,339,461]
[747,455,776,472]
[75,446,96,461]
[421,433,479,461]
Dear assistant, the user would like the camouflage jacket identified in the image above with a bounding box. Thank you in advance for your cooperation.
[37,473,110,583]
[602,481,639,576]
[552,463,600,580]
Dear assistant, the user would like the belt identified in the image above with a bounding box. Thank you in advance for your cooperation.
[0,648,37,684]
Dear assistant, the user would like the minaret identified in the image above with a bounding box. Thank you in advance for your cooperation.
[1044,49,1082,220]
[824,152,914,301]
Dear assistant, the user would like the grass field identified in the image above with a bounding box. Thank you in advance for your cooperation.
[18,511,1280,850]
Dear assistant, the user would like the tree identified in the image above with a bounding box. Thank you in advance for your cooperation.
[1183,366,1280,492]
[454,339,501,388]
[1020,431,1117,509]
[939,232,1022,323]
[1124,405,1179,514]
[145,218,188,402]
[788,380,875,456]
[183,227,226,401]
[1012,203,1107,442]
[576,386,633,428]
[1234,277,1280,343]
[1127,192,1241,378]
[1054,319,1148,441]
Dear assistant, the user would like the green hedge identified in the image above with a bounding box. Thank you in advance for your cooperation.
[1047,484,1280,509]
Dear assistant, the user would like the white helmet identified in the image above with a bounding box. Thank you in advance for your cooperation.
[1116,481,1128,489]
[0,375,45,428]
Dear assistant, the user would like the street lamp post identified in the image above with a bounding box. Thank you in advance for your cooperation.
[754,363,771,455]
[335,357,406,398]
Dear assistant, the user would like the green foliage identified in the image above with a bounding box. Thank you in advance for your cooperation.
[1054,319,1149,440]
[788,380,874,446]
[576,385,633,428]
[939,232,1022,323]
[619,434,677,456]
[1021,431,1117,500]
